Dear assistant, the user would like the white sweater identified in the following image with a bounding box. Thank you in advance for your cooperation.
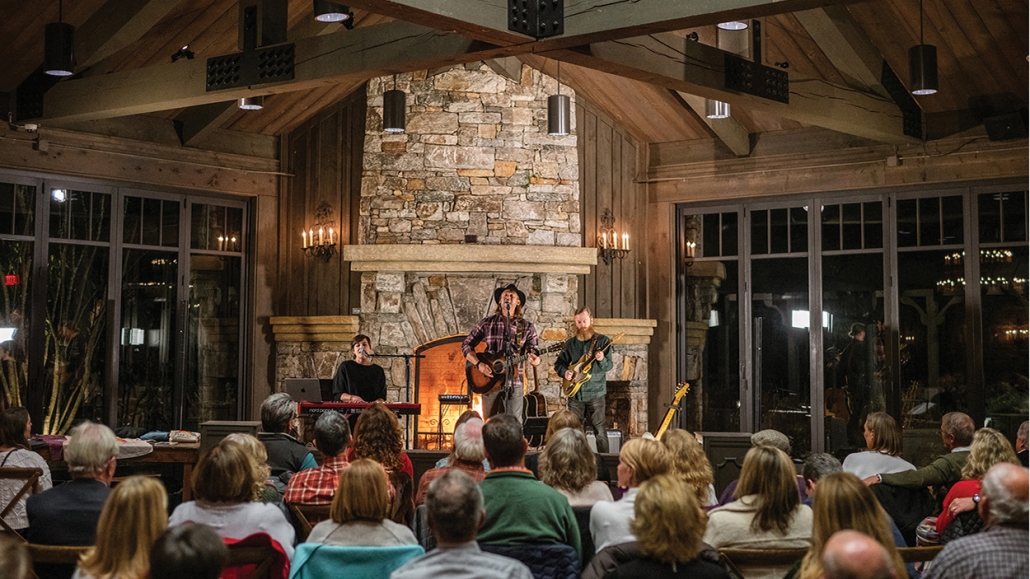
[842,451,915,480]
[169,501,296,558]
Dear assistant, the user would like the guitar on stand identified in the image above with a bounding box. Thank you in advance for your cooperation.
[560,332,625,397]
[524,364,547,446]
[653,382,691,439]
[466,343,563,395]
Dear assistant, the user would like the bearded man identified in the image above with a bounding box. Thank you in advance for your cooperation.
[554,306,613,452]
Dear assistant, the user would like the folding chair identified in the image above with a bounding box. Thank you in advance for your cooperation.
[288,503,331,542]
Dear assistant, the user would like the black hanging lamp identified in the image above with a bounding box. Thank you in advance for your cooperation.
[909,0,937,95]
[313,0,353,24]
[44,0,75,77]
[383,75,405,133]
[548,60,570,136]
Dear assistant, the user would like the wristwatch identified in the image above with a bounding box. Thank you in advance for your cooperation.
[972,493,981,505]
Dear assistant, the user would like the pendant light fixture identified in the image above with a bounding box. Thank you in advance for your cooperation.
[705,99,730,119]
[313,0,352,23]
[909,0,937,95]
[44,0,75,77]
[238,96,264,110]
[383,75,406,133]
[548,60,571,136]
[717,20,748,31]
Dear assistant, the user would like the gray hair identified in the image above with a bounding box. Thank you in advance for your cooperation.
[65,421,118,477]
[314,411,350,457]
[981,462,1029,525]
[261,392,296,433]
[751,429,790,454]
[426,469,484,543]
[452,418,485,463]
[941,412,974,447]
[1017,421,1028,445]
[803,453,842,483]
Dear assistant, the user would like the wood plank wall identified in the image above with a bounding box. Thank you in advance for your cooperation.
[280,88,366,316]
[576,98,647,319]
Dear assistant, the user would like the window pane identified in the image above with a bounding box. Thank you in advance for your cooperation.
[918,197,940,246]
[842,203,862,250]
[51,189,111,242]
[1002,191,1027,242]
[864,202,883,249]
[979,193,1002,244]
[701,260,739,433]
[703,213,720,257]
[142,198,162,246]
[770,208,789,254]
[941,196,963,245]
[822,204,840,252]
[752,210,768,254]
[722,212,738,256]
[162,200,180,247]
[123,196,142,244]
[2,183,35,236]
[897,199,917,247]
[981,245,1029,440]
[790,207,807,253]
[0,240,32,406]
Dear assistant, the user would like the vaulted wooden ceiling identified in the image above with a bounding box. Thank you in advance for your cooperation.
[0,0,1025,150]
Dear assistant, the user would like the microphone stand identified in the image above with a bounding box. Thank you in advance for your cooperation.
[501,303,515,414]
[365,351,424,449]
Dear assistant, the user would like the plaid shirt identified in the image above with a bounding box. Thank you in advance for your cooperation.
[415,459,487,505]
[282,454,350,505]
[924,525,1029,579]
[462,313,538,387]
[554,334,613,401]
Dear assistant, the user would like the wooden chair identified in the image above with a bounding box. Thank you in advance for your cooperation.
[27,542,90,579]
[898,545,944,563]
[718,547,808,578]
[288,503,331,542]
[0,467,43,536]
[225,540,282,579]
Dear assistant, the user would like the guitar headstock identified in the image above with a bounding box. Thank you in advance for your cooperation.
[671,382,690,404]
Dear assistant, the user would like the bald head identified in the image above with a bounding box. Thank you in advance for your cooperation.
[980,462,1029,526]
[822,530,894,579]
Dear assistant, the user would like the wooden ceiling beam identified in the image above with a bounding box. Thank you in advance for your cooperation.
[792,5,889,98]
[177,101,241,146]
[75,0,185,70]
[677,92,752,156]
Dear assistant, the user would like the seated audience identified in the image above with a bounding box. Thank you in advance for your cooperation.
[417,418,485,505]
[223,433,281,503]
[703,446,812,579]
[27,421,116,545]
[0,533,32,579]
[72,476,169,579]
[539,427,613,507]
[787,473,905,579]
[924,462,1028,579]
[1016,420,1028,467]
[842,412,915,480]
[169,441,296,558]
[607,474,729,579]
[935,427,1021,535]
[718,429,807,505]
[149,524,229,579]
[349,403,413,477]
[306,458,417,546]
[390,470,532,579]
[284,411,351,506]
[864,412,973,497]
[660,429,716,507]
[526,409,610,484]
[821,530,897,579]
[590,437,671,552]
[434,410,487,470]
[801,453,843,506]
[258,392,317,480]
[476,414,580,558]
[0,407,52,534]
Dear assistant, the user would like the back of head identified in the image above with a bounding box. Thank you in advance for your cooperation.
[540,427,596,493]
[751,429,791,454]
[941,412,974,448]
[631,474,706,565]
[544,408,582,443]
[352,403,403,471]
[452,418,485,463]
[332,458,390,524]
[1017,420,1029,446]
[426,469,483,543]
[962,427,1021,480]
[864,412,903,456]
[80,475,169,579]
[619,437,672,485]
[981,462,1030,525]
[0,533,31,579]
[821,530,893,579]
[221,434,271,500]
[482,414,525,468]
[736,446,799,534]
[65,421,118,478]
[261,392,296,433]
[150,523,229,579]
[0,407,30,449]
[314,410,351,457]
[803,453,842,485]
[192,442,256,503]
[660,429,713,504]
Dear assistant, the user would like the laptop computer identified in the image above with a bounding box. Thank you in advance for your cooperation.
[283,378,324,403]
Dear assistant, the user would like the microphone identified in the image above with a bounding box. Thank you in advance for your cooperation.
[505,302,511,312]
[360,347,372,357]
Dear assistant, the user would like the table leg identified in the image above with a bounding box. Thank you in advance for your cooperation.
[182,463,194,502]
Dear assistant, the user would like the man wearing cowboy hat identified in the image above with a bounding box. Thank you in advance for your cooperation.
[463,284,540,419]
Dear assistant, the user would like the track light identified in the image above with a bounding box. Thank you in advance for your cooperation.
[314,0,353,24]
[171,45,195,63]
[717,21,748,31]
[383,75,405,133]
[548,61,571,136]
[44,0,74,77]
[705,99,730,119]
[909,0,937,95]
[238,96,264,110]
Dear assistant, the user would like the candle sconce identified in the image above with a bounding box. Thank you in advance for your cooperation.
[684,215,699,267]
[597,207,630,266]
[301,201,338,262]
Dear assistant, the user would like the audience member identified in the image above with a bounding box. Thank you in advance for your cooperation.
[72,475,168,579]
[258,392,317,480]
[787,473,905,579]
[284,410,351,505]
[434,410,487,470]
[821,530,896,579]
[718,429,807,505]
[27,421,117,545]
[349,403,413,477]
[149,523,229,579]
[306,458,418,546]
[476,414,580,558]
[526,408,610,484]
[223,433,281,503]
[540,427,613,507]
[704,446,812,579]
[0,407,52,534]
[864,412,973,498]
[935,427,1021,534]
[607,474,729,579]
[924,462,1029,579]
[802,453,843,506]
[0,533,32,579]
[1015,420,1028,467]
[842,412,914,480]
[390,470,532,579]
[169,442,296,558]
[417,418,486,505]
[590,437,671,552]
[660,429,716,507]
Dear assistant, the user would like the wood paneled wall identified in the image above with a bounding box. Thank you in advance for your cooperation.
[577,98,647,319]
[280,88,366,316]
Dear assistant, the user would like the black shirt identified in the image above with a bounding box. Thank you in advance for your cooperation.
[332,359,387,402]
[608,557,731,579]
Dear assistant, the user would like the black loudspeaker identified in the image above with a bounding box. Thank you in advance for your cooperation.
[984,109,1028,141]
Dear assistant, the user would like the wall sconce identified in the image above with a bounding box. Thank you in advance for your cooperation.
[684,215,699,267]
[300,201,338,262]
[597,207,629,266]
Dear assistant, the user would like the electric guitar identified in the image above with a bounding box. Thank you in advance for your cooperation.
[466,343,563,395]
[653,382,691,439]
[560,332,625,398]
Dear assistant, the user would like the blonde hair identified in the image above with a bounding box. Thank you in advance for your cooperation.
[78,476,168,579]
[330,459,390,524]
[540,428,596,493]
[619,438,672,487]
[961,428,1021,480]
[735,446,800,534]
[192,443,255,503]
[631,474,706,565]
[222,433,272,501]
[661,429,714,507]
[864,412,903,456]
[797,473,905,579]
[544,409,582,444]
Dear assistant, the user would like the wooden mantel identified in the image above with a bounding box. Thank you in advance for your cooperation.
[343,244,598,274]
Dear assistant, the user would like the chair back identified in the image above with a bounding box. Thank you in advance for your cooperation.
[288,503,332,542]
[571,506,595,565]
[410,503,436,552]
[388,471,414,526]
[224,533,290,579]
[0,467,43,535]
[718,547,807,578]
[480,543,580,579]
[27,543,89,565]
[288,543,424,579]
[898,545,944,563]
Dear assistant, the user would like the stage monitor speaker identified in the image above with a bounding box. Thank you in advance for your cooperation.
[200,420,262,454]
[984,109,1028,141]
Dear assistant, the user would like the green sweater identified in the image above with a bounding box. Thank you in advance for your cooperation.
[880,450,969,495]
[477,470,581,560]
[554,335,614,401]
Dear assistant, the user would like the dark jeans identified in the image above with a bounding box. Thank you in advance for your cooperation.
[569,395,608,453]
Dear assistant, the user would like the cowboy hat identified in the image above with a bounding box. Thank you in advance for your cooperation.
[493,283,526,305]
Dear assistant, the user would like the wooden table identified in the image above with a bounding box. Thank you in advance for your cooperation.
[36,442,201,501]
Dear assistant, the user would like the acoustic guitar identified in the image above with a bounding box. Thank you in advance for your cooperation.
[560,332,625,398]
[466,343,563,395]
[524,364,547,446]
[653,382,691,439]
